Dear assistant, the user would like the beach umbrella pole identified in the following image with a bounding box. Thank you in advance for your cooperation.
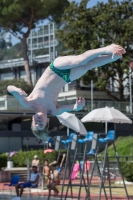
[67,127,69,136]
[105,121,108,134]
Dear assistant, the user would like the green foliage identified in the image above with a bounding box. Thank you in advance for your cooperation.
[57,0,96,54]
[0,154,7,170]
[0,43,23,61]
[57,0,133,101]
[100,136,133,182]
[0,0,69,31]
[0,79,33,96]
[0,0,69,85]
[121,162,133,182]
[106,136,133,157]
[11,149,66,167]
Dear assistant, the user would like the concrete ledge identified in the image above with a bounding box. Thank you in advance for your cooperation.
[5,167,27,171]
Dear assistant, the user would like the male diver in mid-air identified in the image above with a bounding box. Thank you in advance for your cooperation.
[7,44,126,139]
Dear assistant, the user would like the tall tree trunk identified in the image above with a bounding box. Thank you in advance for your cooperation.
[22,36,32,85]
[119,79,124,101]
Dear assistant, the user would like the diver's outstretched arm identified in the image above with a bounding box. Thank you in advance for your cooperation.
[7,85,31,108]
[56,97,85,115]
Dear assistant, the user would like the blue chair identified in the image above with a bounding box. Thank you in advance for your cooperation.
[61,133,76,148]
[86,149,95,156]
[99,130,115,143]
[48,138,54,144]
[3,175,20,197]
[48,137,54,148]
[78,131,94,143]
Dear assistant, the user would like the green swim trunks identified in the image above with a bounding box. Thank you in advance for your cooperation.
[49,61,71,83]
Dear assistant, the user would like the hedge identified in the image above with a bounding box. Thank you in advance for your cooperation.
[0,154,8,170]
[121,162,133,182]
[11,149,66,167]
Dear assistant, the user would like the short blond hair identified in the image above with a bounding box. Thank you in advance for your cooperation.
[31,123,50,141]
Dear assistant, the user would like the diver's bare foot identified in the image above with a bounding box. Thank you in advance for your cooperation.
[106,44,126,55]
[7,85,27,97]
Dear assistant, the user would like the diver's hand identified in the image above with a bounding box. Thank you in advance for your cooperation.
[73,97,85,111]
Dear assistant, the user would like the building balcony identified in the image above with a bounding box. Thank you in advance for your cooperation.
[0,55,51,69]
[27,40,58,50]
[28,29,54,38]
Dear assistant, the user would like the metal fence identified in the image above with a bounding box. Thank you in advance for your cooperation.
[0,95,132,113]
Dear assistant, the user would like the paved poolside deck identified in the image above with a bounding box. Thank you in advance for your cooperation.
[0,182,133,200]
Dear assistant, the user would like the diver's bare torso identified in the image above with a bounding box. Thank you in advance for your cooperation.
[21,67,66,115]
[7,67,66,115]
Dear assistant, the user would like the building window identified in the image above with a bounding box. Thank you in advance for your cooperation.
[64,84,69,92]
[0,101,5,108]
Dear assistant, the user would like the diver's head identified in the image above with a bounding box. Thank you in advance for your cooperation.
[31,112,50,140]
[32,112,49,131]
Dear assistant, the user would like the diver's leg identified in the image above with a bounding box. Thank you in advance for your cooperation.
[54,44,125,70]
[69,54,121,81]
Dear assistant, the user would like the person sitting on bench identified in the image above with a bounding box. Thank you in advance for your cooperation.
[12,166,40,200]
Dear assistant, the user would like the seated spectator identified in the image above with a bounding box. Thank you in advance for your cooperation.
[47,153,66,196]
[12,166,40,200]
[31,155,40,171]
[42,160,52,185]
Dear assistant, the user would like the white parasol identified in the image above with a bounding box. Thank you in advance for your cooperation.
[57,112,87,136]
[81,106,132,133]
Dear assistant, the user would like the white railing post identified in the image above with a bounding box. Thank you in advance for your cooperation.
[27,158,30,180]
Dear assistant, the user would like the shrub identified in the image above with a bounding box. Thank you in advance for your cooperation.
[121,162,133,182]
[0,154,7,170]
[11,149,66,167]
[0,79,33,95]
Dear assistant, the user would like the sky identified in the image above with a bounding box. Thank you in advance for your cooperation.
[11,0,108,45]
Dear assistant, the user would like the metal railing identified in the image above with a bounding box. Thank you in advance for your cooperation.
[29,29,54,37]
[0,56,51,69]
[58,99,132,114]
[0,95,132,114]
[27,40,58,49]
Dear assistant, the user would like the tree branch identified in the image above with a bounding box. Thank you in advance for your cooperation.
[20,17,29,26]
[123,75,129,82]
[104,88,120,101]
[112,77,119,83]
[9,30,22,40]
